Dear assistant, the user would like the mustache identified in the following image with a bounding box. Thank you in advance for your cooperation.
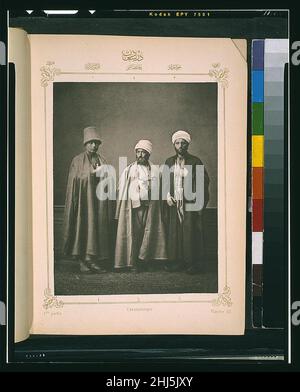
[137,157,148,164]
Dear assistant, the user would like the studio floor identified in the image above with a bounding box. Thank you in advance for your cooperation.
[54,259,218,296]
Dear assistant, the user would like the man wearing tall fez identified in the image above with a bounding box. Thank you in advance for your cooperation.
[62,126,113,273]
[163,130,210,273]
[114,139,167,271]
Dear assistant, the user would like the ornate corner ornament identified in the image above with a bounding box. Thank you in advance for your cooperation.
[168,64,182,71]
[43,288,64,310]
[212,286,233,307]
[122,50,144,62]
[40,61,61,87]
[85,63,101,71]
[209,63,229,88]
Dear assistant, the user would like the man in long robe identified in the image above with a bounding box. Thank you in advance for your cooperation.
[114,140,167,271]
[62,126,113,273]
[163,130,210,273]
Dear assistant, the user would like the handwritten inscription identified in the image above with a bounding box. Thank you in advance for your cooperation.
[126,64,142,71]
[126,307,152,312]
[122,50,143,62]
[168,64,182,71]
[211,309,225,314]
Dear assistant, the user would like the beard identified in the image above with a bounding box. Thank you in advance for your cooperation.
[137,157,148,165]
[175,147,188,156]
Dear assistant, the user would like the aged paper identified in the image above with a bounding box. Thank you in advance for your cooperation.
[9,28,33,343]
[28,35,247,335]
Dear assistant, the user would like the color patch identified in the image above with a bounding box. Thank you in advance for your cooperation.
[252,40,264,70]
[252,167,264,199]
[252,232,263,265]
[252,199,264,232]
[252,102,264,135]
[252,70,264,102]
[253,265,263,296]
[252,135,264,167]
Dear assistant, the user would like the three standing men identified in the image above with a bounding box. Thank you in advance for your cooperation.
[62,127,209,273]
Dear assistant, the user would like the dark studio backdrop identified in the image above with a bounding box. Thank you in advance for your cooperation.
[53,82,218,207]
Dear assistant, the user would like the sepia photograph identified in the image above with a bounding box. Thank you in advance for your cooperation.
[53,81,218,296]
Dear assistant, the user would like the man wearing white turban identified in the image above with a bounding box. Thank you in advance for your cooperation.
[114,140,167,271]
[162,130,210,273]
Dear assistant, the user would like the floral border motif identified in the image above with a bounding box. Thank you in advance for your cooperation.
[212,286,233,307]
[43,288,64,310]
[209,63,229,88]
[40,61,61,87]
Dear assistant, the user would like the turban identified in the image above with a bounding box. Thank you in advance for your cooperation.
[171,130,191,145]
[134,139,152,155]
[83,126,102,145]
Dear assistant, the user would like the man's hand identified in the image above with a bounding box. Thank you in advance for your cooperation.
[167,193,176,207]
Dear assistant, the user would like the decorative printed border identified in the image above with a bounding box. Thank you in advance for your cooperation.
[209,63,229,88]
[41,61,231,309]
[43,288,64,310]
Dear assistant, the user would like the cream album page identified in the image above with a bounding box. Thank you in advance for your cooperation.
[14,31,247,339]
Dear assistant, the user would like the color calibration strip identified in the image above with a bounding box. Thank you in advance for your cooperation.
[252,40,264,307]
[262,39,288,327]
[251,39,288,327]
